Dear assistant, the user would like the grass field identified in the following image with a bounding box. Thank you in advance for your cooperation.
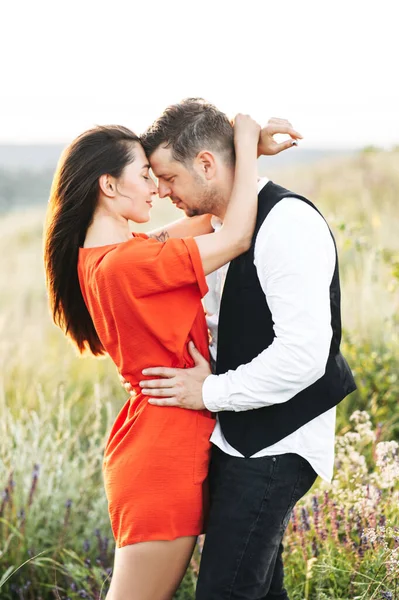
[1,149,398,599]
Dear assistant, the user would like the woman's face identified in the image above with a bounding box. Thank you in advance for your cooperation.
[114,143,158,223]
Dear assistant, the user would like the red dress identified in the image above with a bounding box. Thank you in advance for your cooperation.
[78,234,215,548]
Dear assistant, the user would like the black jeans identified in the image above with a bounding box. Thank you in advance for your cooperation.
[196,448,317,600]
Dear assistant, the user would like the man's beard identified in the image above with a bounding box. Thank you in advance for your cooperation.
[186,179,223,217]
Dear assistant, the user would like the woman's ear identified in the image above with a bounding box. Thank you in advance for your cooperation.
[99,174,117,197]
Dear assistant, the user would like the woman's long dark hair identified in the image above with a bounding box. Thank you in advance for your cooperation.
[44,125,140,355]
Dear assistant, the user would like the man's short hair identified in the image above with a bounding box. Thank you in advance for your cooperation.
[141,98,234,165]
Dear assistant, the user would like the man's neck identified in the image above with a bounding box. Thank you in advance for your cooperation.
[210,173,264,221]
[209,167,234,220]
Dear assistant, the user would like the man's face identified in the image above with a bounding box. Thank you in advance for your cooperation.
[149,145,216,217]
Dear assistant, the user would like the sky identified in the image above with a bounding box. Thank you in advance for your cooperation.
[0,0,398,148]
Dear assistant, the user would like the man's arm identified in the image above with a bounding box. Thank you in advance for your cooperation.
[202,199,336,412]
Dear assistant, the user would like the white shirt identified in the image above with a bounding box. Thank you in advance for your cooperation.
[203,178,337,483]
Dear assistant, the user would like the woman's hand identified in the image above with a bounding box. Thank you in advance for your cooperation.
[233,113,261,151]
[258,117,303,156]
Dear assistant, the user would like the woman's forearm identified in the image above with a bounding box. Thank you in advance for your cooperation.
[220,142,258,253]
[148,214,214,241]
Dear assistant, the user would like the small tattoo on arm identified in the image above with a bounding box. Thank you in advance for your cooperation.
[149,230,170,242]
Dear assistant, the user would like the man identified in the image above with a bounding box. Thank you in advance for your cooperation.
[138,98,357,599]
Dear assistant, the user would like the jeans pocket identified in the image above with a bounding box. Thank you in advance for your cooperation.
[281,457,316,531]
[193,412,215,485]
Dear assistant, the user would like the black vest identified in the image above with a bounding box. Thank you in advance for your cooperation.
[216,181,357,457]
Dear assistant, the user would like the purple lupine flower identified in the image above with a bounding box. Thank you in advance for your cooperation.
[0,488,10,517]
[102,536,109,555]
[380,592,393,600]
[301,507,311,532]
[330,502,340,541]
[291,506,298,533]
[312,495,320,535]
[28,465,40,508]
[18,508,26,531]
[95,528,102,553]
[63,499,72,528]
[311,537,318,557]
[83,539,90,553]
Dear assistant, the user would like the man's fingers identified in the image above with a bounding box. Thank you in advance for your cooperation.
[142,387,178,396]
[188,341,209,367]
[148,397,179,407]
[139,378,176,389]
[142,367,177,378]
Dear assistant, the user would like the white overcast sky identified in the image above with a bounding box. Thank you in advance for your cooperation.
[0,0,398,148]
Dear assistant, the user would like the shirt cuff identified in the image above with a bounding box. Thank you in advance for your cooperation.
[202,374,230,412]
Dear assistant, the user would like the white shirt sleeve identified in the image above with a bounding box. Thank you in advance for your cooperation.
[202,198,336,412]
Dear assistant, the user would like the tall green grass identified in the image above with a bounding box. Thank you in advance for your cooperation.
[1,150,398,598]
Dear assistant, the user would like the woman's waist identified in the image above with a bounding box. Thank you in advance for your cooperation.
[104,393,215,459]
[127,390,214,421]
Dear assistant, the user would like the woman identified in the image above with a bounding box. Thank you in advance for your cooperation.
[44,115,293,600]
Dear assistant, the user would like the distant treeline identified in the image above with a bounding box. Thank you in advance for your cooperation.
[0,168,53,213]
[1,146,397,214]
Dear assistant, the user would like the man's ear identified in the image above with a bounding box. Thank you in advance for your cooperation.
[99,174,117,197]
[195,151,217,181]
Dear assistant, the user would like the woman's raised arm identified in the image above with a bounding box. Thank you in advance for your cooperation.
[194,114,260,276]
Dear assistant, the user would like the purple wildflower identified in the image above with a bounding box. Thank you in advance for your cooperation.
[28,464,40,508]
[311,536,318,557]
[301,507,311,532]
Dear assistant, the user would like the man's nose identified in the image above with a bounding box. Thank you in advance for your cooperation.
[158,182,172,199]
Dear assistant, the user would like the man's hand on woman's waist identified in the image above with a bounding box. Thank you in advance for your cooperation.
[138,342,210,410]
